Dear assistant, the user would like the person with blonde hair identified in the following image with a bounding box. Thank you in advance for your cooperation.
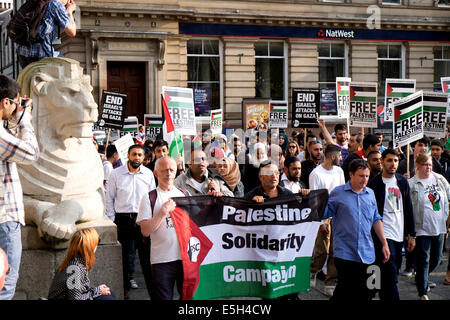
[408,153,450,300]
[48,228,114,300]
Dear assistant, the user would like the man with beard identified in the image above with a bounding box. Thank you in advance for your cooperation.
[300,140,324,188]
[280,156,310,195]
[367,149,415,301]
[367,151,382,181]
[308,144,345,297]
[106,144,156,299]
[348,133,363,153]
[317,119,349,165]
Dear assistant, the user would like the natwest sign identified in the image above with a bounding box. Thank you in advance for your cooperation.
[318,29,355,39]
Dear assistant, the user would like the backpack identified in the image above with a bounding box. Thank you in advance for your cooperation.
[148,188,189,215]
[6,0,50,46]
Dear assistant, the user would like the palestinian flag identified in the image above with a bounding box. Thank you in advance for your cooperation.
[349,82,378,128]
[171,191,328,300]
[423,91,449,138]
[162,93,184,160]
[336,77,351,119]
[121,116,139,134]
[393,90,423,149]
[441,77,450,93]
[384,79,416,122]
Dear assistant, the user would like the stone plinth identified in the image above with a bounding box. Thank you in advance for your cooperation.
[14,217,123,300]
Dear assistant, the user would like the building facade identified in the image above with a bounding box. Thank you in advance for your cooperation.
[1,0,450,130]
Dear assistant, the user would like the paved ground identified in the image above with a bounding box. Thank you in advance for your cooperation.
[128,244,450,301]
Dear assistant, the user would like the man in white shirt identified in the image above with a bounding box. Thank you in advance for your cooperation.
[103,144,118,188]
[106,144,156,299]
[309,144,345,297]
[137,156,189,300]
[280,156,310,195]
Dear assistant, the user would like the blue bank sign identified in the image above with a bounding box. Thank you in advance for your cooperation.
[180,23,450,43]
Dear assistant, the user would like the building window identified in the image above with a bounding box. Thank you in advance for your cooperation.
[433,46,450,91]
[382,0,401,4]
[187,39,222,115]
[377,44,404,97]
[437,0,449,6]
[318,43,346,88]
[255,40,286,102]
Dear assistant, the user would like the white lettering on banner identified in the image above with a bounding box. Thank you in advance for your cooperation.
[222,205,311,223]
[223,265,296,287]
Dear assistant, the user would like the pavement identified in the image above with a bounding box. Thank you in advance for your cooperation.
[127,242,450,301]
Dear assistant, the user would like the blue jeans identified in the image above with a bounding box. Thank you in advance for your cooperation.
[379,239,403,301]
[0,222,22,300]
[414,234,445,297]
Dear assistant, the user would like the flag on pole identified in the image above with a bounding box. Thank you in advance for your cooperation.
[162,92,184,160]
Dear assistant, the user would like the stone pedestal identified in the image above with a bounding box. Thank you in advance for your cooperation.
[14,217,123,300]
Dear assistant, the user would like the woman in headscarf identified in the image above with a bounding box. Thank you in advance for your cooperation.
[278,132,289,154]
[244,142,268,192]
[216,157,245,198]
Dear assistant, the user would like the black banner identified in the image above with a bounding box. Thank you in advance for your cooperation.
[292,89,320,128]
[99,91,128,129]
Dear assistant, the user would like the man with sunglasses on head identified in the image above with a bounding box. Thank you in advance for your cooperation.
[0,75,39,300]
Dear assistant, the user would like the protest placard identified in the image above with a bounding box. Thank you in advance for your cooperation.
[423,91,448,139]
[384,79,416,122]
[336,77,351,119]
[269,103,288,129]
[393,90,423,149]
[210,109,223,135]
[119,116,139,138]
[193,87,212,117]
[98,91,128,129]
[162,86,196,136]
[441,77,450,118]
[349,82,377,128]
[144,114,162,141]
[113,133,135,164]
[292,89,320,128]
[171,191,327,300]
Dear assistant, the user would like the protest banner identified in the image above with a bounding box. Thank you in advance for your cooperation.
[441,77,450,117]
[320,87,337,115]
[193,87,212,117]
[393,90,423,149]
[349,82,378,128]
[292,89,320,128]
[269,103,288,129]
[98,91,128,130]
[162,86,196,136]
[210,109,223,135]
[144,114,163,141]
[383,79,416,122]
[113,133,135,164]
[336,77,351,120]
[170,191,328,300]
[423,91,448,139]
[243,99,270,131]
[119,116,139,138]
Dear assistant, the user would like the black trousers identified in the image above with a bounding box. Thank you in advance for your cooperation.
[150,260,184,300]
[331,257,371,301]
[114,213,151,295]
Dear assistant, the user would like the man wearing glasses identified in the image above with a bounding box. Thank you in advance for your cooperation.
[0,75,39,300]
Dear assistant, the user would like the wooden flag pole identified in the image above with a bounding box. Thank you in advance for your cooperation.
[104,128,111,156]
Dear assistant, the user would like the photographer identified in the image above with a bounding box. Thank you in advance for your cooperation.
[17,0,77,68]
[0,75,39,300]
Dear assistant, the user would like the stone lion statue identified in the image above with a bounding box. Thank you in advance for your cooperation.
[17,57,105,244]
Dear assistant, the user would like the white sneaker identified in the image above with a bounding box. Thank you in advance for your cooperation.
[324,286,335,297]
[310,273,317,288]
[419,295,429,300]
[130,279,139,289]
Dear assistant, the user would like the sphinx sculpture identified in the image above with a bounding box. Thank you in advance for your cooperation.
[17,58,105,244]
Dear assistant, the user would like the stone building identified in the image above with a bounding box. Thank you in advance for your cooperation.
[1,0,450,131]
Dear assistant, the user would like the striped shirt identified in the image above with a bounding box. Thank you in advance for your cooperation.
[0,112,39,226]
[16,0,72,58]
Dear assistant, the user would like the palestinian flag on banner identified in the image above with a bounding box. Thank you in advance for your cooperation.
[441,77,450,94]
[336,77,351,119]
[384,79,416,122]
[349,82,378,128]
[171,191,328,300]
[393,90,423,149]
[121,116,139,133]
[162,93,184,160]
[423,91,449,138]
